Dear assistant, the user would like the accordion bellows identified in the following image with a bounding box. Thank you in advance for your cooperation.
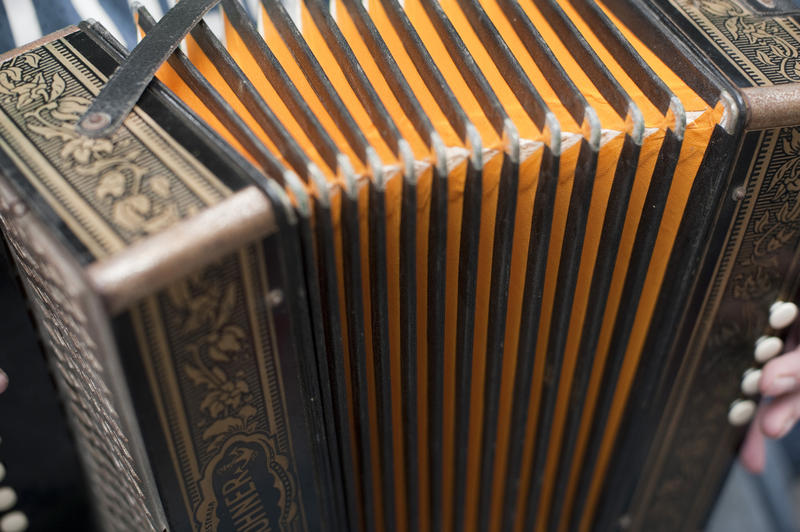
[1,0,800,530]
[151,1,720,530]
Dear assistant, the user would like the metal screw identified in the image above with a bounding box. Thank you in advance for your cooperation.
[267,289,284,307]
[10,201,26,217]
[80,112,111,132]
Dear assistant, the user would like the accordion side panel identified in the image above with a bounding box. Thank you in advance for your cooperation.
[0,27,337,532]
[0,30,240,531]
[0,182,160,532]
[0,240,97,532]
[119,242,319,532]
[0,33,232,259]
[625,124,800,530]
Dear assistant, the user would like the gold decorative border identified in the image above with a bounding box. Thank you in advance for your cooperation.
[0,36,230,259]
[131,244,307,531]
[667,0,800,86]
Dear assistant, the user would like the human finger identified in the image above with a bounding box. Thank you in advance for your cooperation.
[760,343,800,396]
[740,405,767,473]
[759,389,800,439]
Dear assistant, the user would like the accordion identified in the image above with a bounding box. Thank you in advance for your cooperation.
[1,0,799,530]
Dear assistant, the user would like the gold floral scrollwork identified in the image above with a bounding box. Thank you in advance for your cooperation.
[695,0,800,83]
[731,128,800,300]
[769,131,800,205]
[0,50,181,238]
[166,274,256,454]
[165,269,299,530]
[756,129,800,251]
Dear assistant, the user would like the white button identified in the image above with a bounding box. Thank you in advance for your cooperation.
[0,463,6,482]
[755,336,784,363]
[0,511,27,532]
[770,301,798,329]
[741,369,762,396]
[0,487,16,512]
[728,399,757,426]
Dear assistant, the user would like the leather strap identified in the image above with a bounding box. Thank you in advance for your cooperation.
[77,0,222,137]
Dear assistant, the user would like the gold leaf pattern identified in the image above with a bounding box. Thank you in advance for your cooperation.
[756,49,773,65]
[682,0,800,85]
[96,171,126,200]
[161,272,266,458]
[20,53,39,68]
[112,195,150,232]
[140,203,179,233]
[60,136,113,164]
[0,46,217,244]
[754,209,769,233]
[166,261,301,529]
[49,72,65,102]
[724,15,739,39]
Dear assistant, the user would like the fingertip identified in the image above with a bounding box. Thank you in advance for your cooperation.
[740,424,765,473]
[741,454,765,474]
[761,408,794,439]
